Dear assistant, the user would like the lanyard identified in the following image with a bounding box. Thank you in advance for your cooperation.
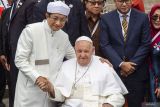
[89,20,99,37]
[73,58,92,89]
[8,3,15,31]
[9,3,14,20]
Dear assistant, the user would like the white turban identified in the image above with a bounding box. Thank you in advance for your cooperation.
[76,36,93,43]
[47,1,70,16]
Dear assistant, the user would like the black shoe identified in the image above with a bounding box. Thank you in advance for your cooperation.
[0,102,5,107]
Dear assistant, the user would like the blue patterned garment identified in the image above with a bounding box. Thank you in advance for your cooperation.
[150,41,160,102]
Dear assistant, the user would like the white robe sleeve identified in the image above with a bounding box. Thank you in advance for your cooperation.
[103,94,125,107]
[64,36,76,59]
[49,87,65,102]
[15,27,40,83]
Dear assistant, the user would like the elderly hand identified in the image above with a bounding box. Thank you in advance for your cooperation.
[47,81,55,98]
[0,55,10,71]
[99,57,113,67]
[102,103,113,107]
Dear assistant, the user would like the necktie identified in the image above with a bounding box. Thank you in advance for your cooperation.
[122,15,128,42]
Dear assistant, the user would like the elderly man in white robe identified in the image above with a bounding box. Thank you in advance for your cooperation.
[45,36,128,107]
[14,1,76,107]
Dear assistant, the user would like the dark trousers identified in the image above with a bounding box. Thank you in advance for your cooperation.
[124,78,146,107]
[8,58,18,107]
[0,65,6,103]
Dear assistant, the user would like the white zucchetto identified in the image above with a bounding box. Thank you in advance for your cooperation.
[76,36,92,43]
[47,1,70,16]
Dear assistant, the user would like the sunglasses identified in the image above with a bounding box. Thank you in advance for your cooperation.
[87,0,104,6]
[152,15,160,21]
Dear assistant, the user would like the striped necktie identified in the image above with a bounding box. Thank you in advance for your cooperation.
[122,15,128,42]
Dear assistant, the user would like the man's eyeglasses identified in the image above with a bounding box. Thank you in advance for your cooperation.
[49,16,67,24]
[116,0,131,4]
[152,14,160,21]
[87,0,104,6]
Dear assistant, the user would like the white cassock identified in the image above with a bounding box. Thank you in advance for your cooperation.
[51,56,128,107]
[14,20,75,107]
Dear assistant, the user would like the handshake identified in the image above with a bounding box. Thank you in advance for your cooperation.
[35,76,55,97]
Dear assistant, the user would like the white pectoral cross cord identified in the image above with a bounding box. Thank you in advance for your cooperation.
[73,60,92,90]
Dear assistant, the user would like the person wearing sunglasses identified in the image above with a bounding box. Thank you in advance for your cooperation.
[14,1,76,107]
[83,0,105,57]
[33,0,90,46]
[149,3,160,102]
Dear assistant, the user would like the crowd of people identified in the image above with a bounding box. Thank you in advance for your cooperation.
[0,0,159,107]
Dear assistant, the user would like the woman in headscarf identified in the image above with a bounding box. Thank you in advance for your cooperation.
[149,3,160,102]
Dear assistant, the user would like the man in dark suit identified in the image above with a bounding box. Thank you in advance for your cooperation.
[0,0,38,107]
[33,0,90,46]
[0,8,11,107]
[100,0,151,107]
[0,24,6,106]
[0,5,8,107]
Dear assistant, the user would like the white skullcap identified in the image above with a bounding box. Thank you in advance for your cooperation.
[76,36,93,43]
[47,1,70,16]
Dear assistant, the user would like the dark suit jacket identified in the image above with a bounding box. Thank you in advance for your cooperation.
[0,9,10,56]
[7,0,37,60]
[0,1,37,106]
[100,8,151,81]
[0,10,7,98]
[33,0,90,46]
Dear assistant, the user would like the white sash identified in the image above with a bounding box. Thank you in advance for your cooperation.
[152,31,160,43]
[90,20,99,36]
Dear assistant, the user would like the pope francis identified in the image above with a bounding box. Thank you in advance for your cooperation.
[47,36,128,107]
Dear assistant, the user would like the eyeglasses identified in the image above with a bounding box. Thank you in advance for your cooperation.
[116,0,131,4]
[49,16,67,24]
[152,15,160,21]
[87,0,104,6]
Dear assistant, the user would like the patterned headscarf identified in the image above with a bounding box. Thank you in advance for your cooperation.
[149,3,160,38]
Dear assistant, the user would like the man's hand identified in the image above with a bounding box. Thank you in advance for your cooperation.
[155,88,160,98]
[0,55,10,71]
[120,62,136,77]
[102,103,113,107]
[35,76,50,92]
[99,57,113,67]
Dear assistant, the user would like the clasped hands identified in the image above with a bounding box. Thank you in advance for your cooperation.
[35,76,55,97]
[120,61,137,77]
